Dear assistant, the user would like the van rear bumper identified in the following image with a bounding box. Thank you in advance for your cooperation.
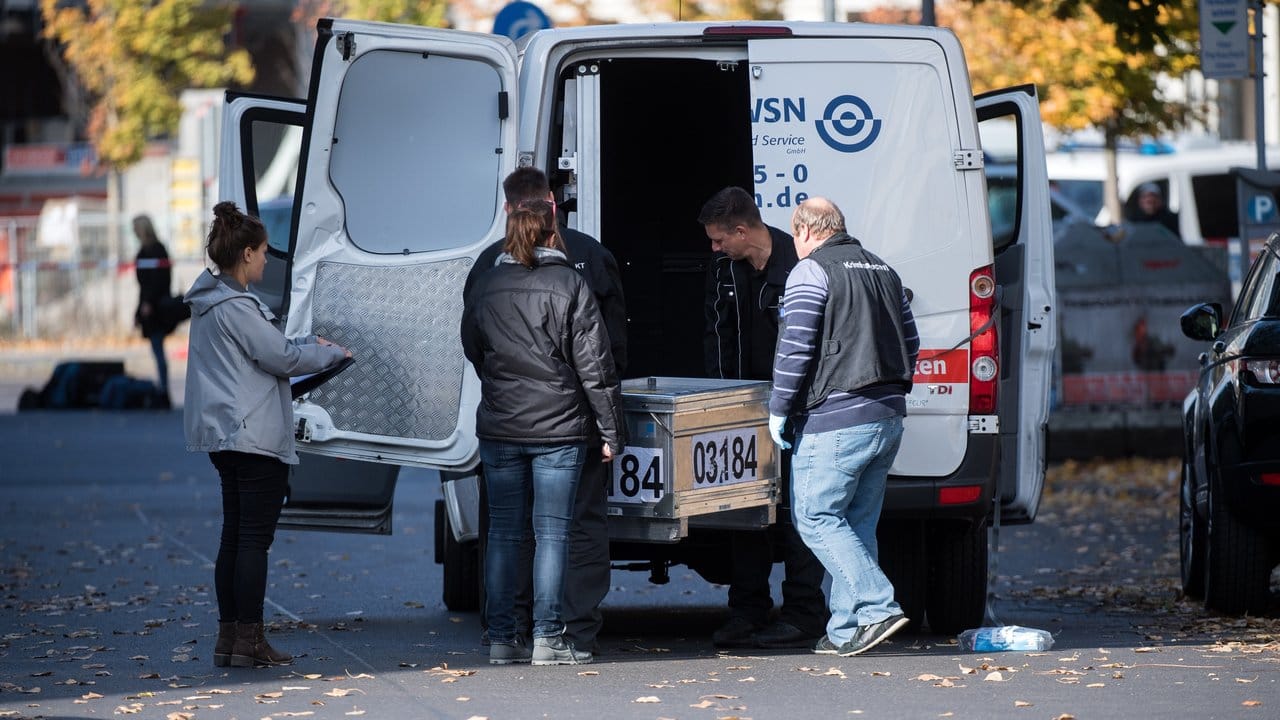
[882,433,998,523]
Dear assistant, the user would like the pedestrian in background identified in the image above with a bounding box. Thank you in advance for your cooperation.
[1129,183,1181,239]
[769,197,918,657]
[133,214,174,394]
[463,167,628,657]
[461,198,625,667]
[700,186,828,650]
[183,201,351,668]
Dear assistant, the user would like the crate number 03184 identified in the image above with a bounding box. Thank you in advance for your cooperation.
[692,428,758,487]
[608,446,664,504]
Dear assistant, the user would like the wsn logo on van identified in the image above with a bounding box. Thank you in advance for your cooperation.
[815,95,882,153]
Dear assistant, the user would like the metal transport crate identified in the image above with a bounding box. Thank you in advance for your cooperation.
[607,377,779,543]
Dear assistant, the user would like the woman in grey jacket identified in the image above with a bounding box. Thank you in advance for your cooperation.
[461,199,624,667]
[184,202,350,668]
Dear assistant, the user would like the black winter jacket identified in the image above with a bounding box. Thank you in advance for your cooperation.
[465,225,628,375]
[135,241,172,338]
[461,250,626,454]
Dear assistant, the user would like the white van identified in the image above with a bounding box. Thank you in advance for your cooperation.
[219,19,1056,634]
[1046,144,1280,246]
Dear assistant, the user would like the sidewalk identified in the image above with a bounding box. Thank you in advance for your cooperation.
[0,333,188,412]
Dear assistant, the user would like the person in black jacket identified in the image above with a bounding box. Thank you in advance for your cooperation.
[464,167,628,656]
[700,187,828,650]
[133,214,173,394]
[461,198,625,667]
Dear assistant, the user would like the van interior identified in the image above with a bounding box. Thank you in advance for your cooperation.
[549,57,755,379]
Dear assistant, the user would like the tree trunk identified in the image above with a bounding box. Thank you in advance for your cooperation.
[1103,124,1122,227]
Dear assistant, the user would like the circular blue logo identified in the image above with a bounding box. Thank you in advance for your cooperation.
[815,95,882,153]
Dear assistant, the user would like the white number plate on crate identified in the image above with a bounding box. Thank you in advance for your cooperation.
[608,446,665,504]
[691,428,759,488]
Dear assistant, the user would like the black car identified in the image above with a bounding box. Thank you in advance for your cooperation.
[1180,232,1280,615]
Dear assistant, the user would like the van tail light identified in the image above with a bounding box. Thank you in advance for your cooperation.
[1260,473,1280,486]
[969,266,998,415]
[939,485,983,505]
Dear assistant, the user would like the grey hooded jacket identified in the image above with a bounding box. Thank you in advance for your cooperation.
[183,269,346,464]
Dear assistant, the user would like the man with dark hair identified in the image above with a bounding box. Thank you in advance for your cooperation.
[770,197,918,657]
[464,166,628,657]
[699,186,828,650]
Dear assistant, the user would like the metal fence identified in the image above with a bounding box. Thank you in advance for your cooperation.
[0,214,202,341]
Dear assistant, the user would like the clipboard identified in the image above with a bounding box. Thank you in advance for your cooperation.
[290,356,355,399]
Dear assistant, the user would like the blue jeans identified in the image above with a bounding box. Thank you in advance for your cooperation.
[480,440,586,643]
[790,416,904,645]
[149,333,168,392]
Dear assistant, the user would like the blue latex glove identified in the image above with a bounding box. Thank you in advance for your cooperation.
[768,414,791,450]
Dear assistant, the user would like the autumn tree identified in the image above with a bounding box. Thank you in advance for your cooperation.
[39,0,255,170]
[943,0,1200,222]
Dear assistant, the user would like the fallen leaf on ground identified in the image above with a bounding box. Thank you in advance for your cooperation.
[634,696,661,703]
[1243,701,1262,707]
[915,674,945,682]
[81,692,103,700]
[578,671,598,676]
[1014,701,1032,707]
[871,671,890,677]
[323,689,365,698]
[984,672,1006,682]
[691,700,716,709]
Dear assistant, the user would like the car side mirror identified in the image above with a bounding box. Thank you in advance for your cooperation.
[1180,302,1223,341]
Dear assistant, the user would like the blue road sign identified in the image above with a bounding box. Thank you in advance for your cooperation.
[1248,193,1277,223]
[493,1,552,41]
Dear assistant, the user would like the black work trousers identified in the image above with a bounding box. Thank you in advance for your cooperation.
[211,451,288,624]
[726,451,828,634]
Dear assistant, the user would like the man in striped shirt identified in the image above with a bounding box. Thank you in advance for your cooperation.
[769,197,919,657]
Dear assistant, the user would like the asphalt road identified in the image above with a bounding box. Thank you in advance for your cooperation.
[1,411,1277,720]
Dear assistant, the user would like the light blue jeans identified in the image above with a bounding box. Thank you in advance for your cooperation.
[790,416,904,645]
[480,440,585,644]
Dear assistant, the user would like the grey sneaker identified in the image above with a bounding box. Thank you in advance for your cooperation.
[489,636,532,665]
[813,636,840,655]
[838,614,909,657]
[532,635,593,666]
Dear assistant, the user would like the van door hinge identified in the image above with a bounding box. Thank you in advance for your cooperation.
[557,153,577,172]
[336,32,356,61]
[953,149,983,171]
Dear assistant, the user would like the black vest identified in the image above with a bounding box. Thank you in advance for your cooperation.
[803,233,912,409]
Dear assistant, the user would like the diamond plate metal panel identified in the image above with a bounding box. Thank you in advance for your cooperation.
[308,259,471,441]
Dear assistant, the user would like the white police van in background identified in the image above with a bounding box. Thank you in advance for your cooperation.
[219,19,1056,634]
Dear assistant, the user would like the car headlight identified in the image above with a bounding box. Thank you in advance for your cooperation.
[1245,359,1280,384]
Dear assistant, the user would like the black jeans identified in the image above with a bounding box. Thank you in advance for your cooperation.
[727,450,828,634]
[211,451,288,624]
[562,449,610,649]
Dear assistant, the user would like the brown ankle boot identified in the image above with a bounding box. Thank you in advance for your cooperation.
[214,621,236,667]
[230,622,292,667]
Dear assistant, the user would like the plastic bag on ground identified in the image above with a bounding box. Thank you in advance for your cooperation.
[957,625,1054,652]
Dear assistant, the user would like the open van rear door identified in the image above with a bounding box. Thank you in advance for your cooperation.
[219,93,403,534]
[976,85,1056,523]
[286,20,519,471]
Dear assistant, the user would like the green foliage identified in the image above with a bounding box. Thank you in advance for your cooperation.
[40,0,254,170]
[998,0,1186,53]
[342,0,449,27]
